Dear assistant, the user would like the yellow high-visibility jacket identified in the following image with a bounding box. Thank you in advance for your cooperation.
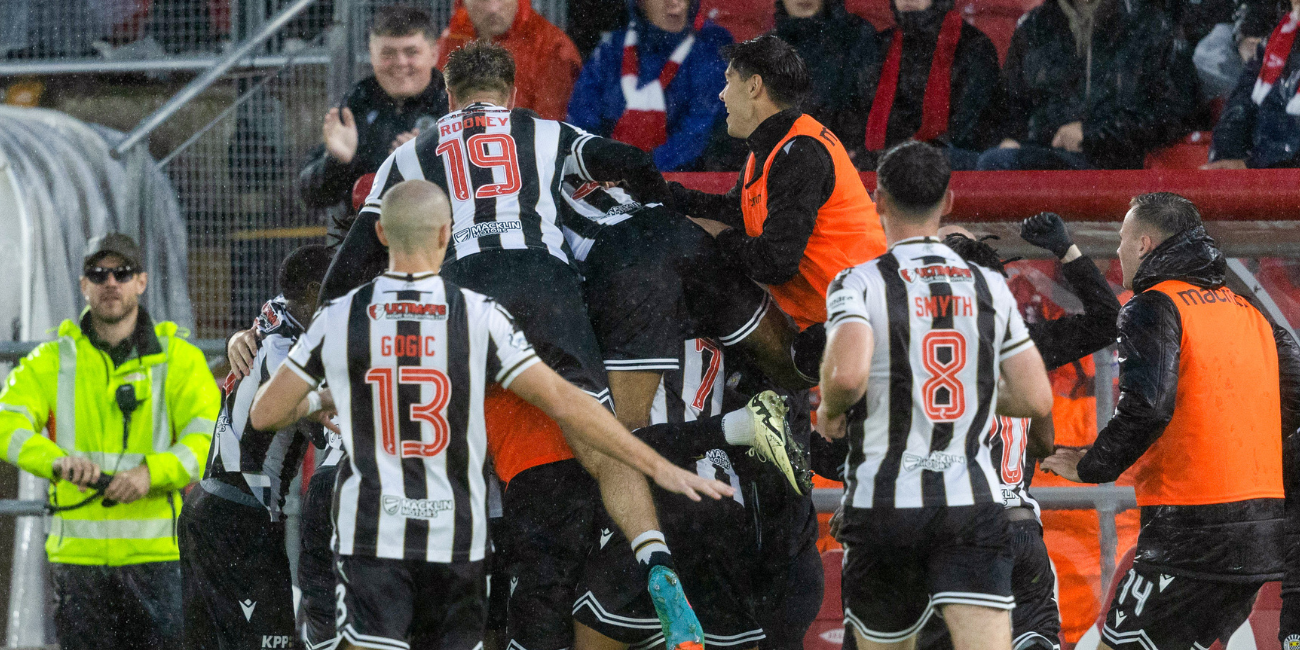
[0,312,219,565]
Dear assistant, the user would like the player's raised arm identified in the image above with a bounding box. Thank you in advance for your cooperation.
[506,362,734,502]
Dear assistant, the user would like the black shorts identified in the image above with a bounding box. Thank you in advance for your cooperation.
[1282,530,1300,645]
[334,554,487,650]
[442,249,610,405]
[1101,562,1262,650]
[298,464,340,650]
[178,483,296,650]
[840,504,1014,643]
[496,459,601,650]
[919,518,1060,650]
[573,484,764,648]
[583,211,770,364]
[1008,518,1060,650]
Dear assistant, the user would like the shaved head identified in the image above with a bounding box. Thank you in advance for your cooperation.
[379,180,451,255]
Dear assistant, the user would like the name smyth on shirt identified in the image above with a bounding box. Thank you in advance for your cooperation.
[382,495,454,519]
[454,221,522,243]
[915,295,975,318]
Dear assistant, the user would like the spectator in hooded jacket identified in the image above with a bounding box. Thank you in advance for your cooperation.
[774,0,878,164]
[566,0,732,172]
[1206,0,1300,168]
[978,0,1197,170]
[298,6,448,212]
[1193,0,1285,102]
[436,0,583,120]
[858,0,1003,170]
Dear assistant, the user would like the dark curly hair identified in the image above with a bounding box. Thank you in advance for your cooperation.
[944,233,1018,277]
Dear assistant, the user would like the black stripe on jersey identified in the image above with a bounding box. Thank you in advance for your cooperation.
[515,115,542,246]
[396,289,430,553]
[444,285,474,559]
[922,255,954,507]
[347,282,382,551]
[872,253,914,509]
[465,110,500,252]
[962,269,997,504]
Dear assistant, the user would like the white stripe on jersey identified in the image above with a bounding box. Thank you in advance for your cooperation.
[531,118,568,259]
[989,415,1041,519]
[287,272,538,563]
[826,236,1035,510]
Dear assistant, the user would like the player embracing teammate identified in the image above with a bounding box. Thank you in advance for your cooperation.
[817,142,1054,650]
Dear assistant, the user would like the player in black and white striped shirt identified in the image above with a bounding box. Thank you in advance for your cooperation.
[557,179,818,649]
[250,180,731,650]
[815,143,1054,650]
[321,42,720,650]
[178,245,335,650]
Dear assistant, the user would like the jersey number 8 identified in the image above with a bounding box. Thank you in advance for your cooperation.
[436,134,522,201]
[921,330,967,422]
[365,367,451,459]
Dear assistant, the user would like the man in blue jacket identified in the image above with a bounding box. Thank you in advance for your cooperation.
[566,0,732,172]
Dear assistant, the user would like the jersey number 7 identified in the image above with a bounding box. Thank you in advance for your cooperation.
[436,134,522,201]
[365,367,451,459]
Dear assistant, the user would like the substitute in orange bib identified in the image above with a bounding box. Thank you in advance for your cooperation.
[669,34,886,332]
[1042,192,1300,650]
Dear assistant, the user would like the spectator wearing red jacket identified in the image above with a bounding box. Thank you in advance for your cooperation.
[566,0,732,171]
[435,0,583,120]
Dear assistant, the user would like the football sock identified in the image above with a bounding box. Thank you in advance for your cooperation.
[632,530,675,574]
[722,408,756,447]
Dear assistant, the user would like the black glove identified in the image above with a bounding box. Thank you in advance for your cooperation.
[1020,212,1074,258]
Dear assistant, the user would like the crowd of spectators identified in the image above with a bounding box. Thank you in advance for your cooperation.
[426,0,1298,173]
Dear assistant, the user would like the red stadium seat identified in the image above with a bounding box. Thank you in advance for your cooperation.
[845,0,895,30]
[697,0,774,42]
[804,549,846,650]
[958,0,1042,62]
[1144,132,1212,170]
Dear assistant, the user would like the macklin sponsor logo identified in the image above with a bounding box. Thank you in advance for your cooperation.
[902,451,966,472]
[454,220,522,243]
[898,264,974,284]
[368,302,447,321]
[382,495,454,519]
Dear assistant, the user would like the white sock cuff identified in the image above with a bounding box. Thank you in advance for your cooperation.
[723,408,756,447]
[631,530,670,564]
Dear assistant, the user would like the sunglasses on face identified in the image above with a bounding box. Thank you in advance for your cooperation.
[85,266,138,284]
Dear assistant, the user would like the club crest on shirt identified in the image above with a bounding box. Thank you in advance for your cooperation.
[382,495,454,519]
[1286,635,1300,650]
[898,264,974,284]
[368,302,447,321]
[902,451,966,472]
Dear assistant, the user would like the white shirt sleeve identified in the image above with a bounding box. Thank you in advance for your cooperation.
[826,266,872,331]
[285,306,330,387]
[485,302,541,389]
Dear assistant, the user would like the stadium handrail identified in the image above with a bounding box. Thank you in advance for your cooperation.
[665,169,1300,221]
[111,0,321,157]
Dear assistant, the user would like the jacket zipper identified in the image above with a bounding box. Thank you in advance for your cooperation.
[750,481,762,553]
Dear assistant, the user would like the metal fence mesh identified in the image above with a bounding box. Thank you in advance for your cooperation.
[1,0,336,61]
[164,61,332,338]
